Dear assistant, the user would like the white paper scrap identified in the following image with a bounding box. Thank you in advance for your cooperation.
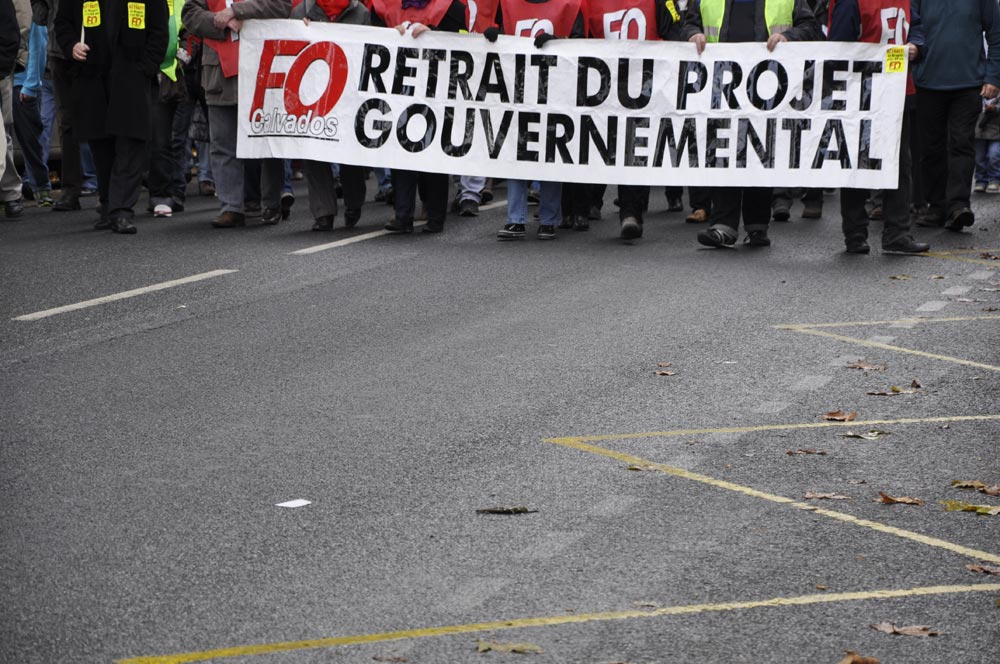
[276,499,311,508]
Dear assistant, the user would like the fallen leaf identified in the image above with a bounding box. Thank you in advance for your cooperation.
[846,361,887,372]
[654,370,676,376]
[373,657,409,663]
[476,640,543,654]
[878,492,925,506]
[870,622,940,637]
[889,274,910,280]
[815,584,828,591]
[909,379,922,389]
[930,275,946,280]
[838,651,879,664]
[980,252,1000,260]
[632,601,659,608]
[941,500,1000,516]
[965,564,1000,575]
[476,507,538,515]
[805,492,850,500]
[984,307,1000,312]
[840,430,890,440]
[786,449,828,456]
[627,464,654,472]
[951,480,1000,496]
[848,479,868,485]
[656,362,672,368]
[824,410,858,422]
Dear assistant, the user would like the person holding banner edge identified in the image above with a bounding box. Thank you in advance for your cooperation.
[681,0,823,249]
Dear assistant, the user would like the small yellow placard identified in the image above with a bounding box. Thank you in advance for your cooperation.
[82,1,100,27]
[665,0,680,23]
[885,46,907,74]
[127,2,146,29]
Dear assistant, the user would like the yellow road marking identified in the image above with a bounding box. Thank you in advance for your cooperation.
[544,437,1000,565]
[775,315,1000,330]
[922,249,1000,267]
[543,414,1000,444]
[118,584,1000,663]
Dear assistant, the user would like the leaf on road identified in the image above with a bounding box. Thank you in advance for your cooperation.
[824,410,858,422]
[846,361,887,372]
[840,430,890,440]
[965,564,1000,575]
[951,480,1000,497]
[984,306,1000,312]
[878,492,924,505]
[980,252,1000,260]
[476,507,538,515]
[654,370,676,376]
[815,584,828,591]
[787,449,828,456]
[838,651,879,664]
[627,464,655,472]
[848,479,868,485]
[930,275,946,280]
[909,379,922,389]
[867,381,921,396]
[373,657,409,663]
[805,492,850,500]
[870,622,940,637]
[656,362,672,368]
[476,640,543,654]
[941,500,1000,516]
[889,274,910,280]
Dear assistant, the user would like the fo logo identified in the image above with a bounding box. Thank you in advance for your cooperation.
[251,40,349,120]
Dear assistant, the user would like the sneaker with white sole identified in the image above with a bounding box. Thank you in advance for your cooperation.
[153,204,172,218]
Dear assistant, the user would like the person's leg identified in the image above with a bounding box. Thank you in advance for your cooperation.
[906,100,924,208]
[987,140,1000,187]
[771,187,792,221]
[742,187,773,245]
[841,188,871,252]
[339,164,365,226]
[260,158,285,224]
[79,143,98,192]
[304,160,337,229]
[51,58,82,207]
[618,184,647,238]
[170,98,195,205]
[916,87,949,222]
[88,137,115,229]
[505,179,528,224]
[686,185,711,223]
[422,171,450,232]
[12,85,50,204]
[387,169,417,232]
[537,180,562,228]
[207,104,244,221]
[107,135,146,224]
[243,159,262,212]
[881,109,928,253]
[457,174,484,215]
[39,79,55,164]
[975,138,989,190]
[699,188,740,247]
[148,98,177,212]
[801,188,824,218]
[943,87,983,226]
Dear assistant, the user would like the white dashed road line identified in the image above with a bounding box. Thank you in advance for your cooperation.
[941,286,972,296]
[916,300,949,312]
[968,270,995,280]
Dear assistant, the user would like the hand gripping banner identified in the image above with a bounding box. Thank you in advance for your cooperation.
[238,20,908,188]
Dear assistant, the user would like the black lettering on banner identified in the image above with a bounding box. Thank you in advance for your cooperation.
[476,52,510,103]
[788,60,815,111]
[396,103,436,152]
[653,117,699,168]
[746,60,788,111]
[514,53,526,104]
[736,118,776,168]
[355,98,393,147]
[440,107,475,157]
[359,44,390,93]
[421,49,447,98]
[480,109,514,158]
[624,116,650,167]
[853,61,882,112]
[577,57,611,107]
[821,60,850,111]
[676,61,707,110]
[712,61,742,110]
[579,115,617,166]
[812,119,851,169]
[781,118,811,168]
[618,58,653,110]
[857,118,882,170]
[706,118,731,167]
[517,111,542,161]
[448,51,474,100]
[531,55,558,104]
[545,114,575,163]
[391,48,419,96]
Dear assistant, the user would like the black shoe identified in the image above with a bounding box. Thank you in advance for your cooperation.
[459,199,479,217]
[384,220,413,234]
[697,228,737,248]
[620,217,643,239]
[481,188,494,204]
[772,206,790,222]
[110,217,137,234]
[945,208,974,231]
[667,196,684,212]
[916,208,946,227]
[344,208,361,228]
[94,216,112,230]
[53,193,80,211]
[449,197,461,214]
[311,215,334,231]
[745,230,771,247]
[423,220,444,233]
[5,199,24,218]
[574,215,590,231]
[801,204,822,219]
[280,192,295,220]
[537,225,556,240]
[261,207,281,225]
[587,205,602,221]
[497,223,526,239]
[882,237,930,254]
[558,215,574,229]
[845,238,871,254]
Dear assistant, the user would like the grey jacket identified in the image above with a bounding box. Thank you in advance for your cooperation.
[290,0,369,25]
[183,0,291,106]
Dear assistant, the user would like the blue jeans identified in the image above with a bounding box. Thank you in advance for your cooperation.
[507,179,560,225]
[975,139,1000,183]
[196,141,213,183]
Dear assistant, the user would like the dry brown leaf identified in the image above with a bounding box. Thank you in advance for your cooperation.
[952,480,1000,497]
[965,564,1000,575]
[654,370,676,376]
[870,622,940,637]
[476,639,543,654]
[656,362,672,368]
[846,361,887,372]
[930,275,946,280]
[805,492,850,500]
[786,449,828,456]
[980,252,1000,260]
[476,506,538,515]
[840,430,890,440]
[878,492,925,506]
[815,584,828,591]
[889,274,910,280]
[941,500,1000,516]
[627,464,654,472]
[373,657,409,663]
[838,651,879,664]
[848,479,868,485]
[984,306,1000,312]
[867,385,919,396]
[824,410,858,422]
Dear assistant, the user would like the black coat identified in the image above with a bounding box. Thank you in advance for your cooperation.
[54,0,167,140]
[0,0,18,76]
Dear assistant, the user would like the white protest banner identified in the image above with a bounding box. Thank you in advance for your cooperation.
[237,20,908,188]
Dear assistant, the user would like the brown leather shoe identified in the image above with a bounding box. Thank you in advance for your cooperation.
[212,211,246,228]
[685,209,709,224]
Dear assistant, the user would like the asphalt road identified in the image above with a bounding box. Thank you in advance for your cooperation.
[1,179,998,664]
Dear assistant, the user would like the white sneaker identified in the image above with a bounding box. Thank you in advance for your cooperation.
[153,203,172,218]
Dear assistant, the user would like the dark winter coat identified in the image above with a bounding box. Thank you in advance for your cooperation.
[54,0,168,140]
[0,0,19,76]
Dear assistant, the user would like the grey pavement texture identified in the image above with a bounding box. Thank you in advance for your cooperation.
[1,181,998,664]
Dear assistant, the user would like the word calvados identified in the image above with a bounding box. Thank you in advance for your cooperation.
[238,21,908,188]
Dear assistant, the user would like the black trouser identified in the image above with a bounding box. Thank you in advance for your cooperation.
[842,109,913,246]
[773,187,823,209]
[562,182,591,218]
[242,158,285,209]
[304,161,365,219]
[12,85,48,193]
[689,186,712,213]
[148,94,186,203]
[618,184,649,222]
[392,169,447,224]
[917,86,981,215]
[52,57,81,196]
[906,99,924,207]
[710,187,772,234]
[90,135,146,220]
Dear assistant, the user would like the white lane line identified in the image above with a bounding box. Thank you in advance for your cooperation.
[291,199,509,255]
[942,286,972,296]
[916,300,949,312]
[12,270,238,321]
[968,270,994,280]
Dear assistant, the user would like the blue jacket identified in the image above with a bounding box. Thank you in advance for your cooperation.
[910,0,1000,90]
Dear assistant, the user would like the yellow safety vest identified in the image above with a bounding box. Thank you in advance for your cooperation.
[700,0,794,43]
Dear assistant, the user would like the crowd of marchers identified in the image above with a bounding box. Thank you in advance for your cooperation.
[0,0,998,257]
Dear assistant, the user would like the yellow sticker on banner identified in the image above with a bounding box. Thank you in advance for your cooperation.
[167,0,174,17]
[82,1,100,27]
[885,46,907,74]
[665,0,680,22]
[127,2,146,29]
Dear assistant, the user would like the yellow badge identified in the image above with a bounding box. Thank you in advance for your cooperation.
[127,2,146,29]
[665,0,680,23]
[82,1,101,28]
[885,46,907,74]
[167,0,174,17]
